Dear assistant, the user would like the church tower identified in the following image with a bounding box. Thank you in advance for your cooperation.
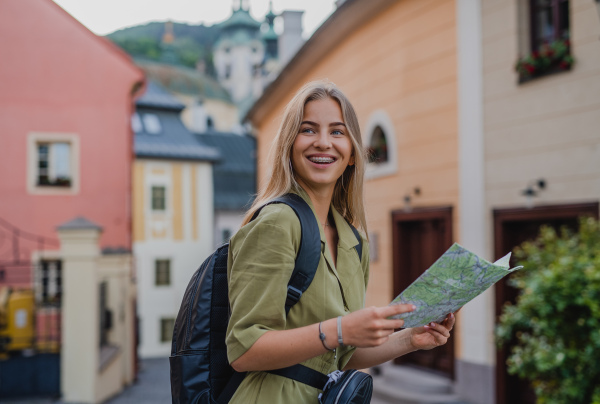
[213,0,265,114]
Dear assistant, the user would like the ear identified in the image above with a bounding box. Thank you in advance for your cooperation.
[348,155,355,166]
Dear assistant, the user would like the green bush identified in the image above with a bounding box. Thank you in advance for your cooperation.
[496,217,600,404]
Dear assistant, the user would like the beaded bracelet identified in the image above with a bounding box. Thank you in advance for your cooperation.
[319,321,336,359]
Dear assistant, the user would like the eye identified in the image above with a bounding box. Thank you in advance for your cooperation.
[300,127,316,134]
[331,129,345,136]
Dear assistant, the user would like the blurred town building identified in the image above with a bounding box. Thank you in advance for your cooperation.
[0,0,144,402]
[131,81,220,358]
[213,0,304,118]
[195,131,257,248]
[246,0,600,403]
[136,59,240,134]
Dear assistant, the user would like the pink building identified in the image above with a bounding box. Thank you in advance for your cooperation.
[0,0,144,277]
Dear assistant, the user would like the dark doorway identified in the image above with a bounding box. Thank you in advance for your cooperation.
[494,202,599,404]
[391,207,454,378]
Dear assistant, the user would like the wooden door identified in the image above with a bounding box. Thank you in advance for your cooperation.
[493,203,599,404]
[391,207,454,378]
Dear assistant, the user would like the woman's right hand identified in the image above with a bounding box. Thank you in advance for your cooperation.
[339,304,415,347]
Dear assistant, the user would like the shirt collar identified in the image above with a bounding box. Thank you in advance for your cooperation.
[291,186,359,249]
[331,206,360,250]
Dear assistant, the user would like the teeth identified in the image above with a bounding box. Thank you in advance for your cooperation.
[309,156,335,163]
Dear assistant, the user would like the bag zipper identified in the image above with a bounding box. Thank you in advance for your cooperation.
[333,371,358,404]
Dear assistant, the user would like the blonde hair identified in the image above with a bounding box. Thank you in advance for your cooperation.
[242,80,368,235]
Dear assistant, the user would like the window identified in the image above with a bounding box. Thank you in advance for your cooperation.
[160,318,175,343]
[28,133,79,195]
[530,0,569,51]
[151,186,166,211]
[37,142,71,187]
[364,110,397,180]
[206,116,214,129]
[39,260,62,305]
[155,259,171,286]
[131,113,143,133]
[225,65,231,79]
[516,0,572,81]
[368,126,389,164]
[142,113,162,134]
[99,282,111,347]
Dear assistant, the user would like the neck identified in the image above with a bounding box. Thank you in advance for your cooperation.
[296,181,334,227]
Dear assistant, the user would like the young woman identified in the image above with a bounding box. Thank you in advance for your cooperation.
[225,80,455,403]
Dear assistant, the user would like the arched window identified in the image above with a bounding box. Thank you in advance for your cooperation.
[368,126,388,164]
[364,110,397,179]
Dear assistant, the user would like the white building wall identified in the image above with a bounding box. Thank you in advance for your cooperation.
[134,160,214,358]
[456,0,493,368]
[214,39,265,104]
[214,210,245,248]
[482,0,600,211]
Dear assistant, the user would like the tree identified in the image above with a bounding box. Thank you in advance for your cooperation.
[496,217,600,404]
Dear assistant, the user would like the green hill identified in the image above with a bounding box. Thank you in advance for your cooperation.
[106,22,221,76]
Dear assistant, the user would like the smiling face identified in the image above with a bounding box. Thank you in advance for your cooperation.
[291,97,355,195]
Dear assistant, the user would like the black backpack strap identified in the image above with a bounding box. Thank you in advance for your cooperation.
[268,364,329,390]
[349,223,363,262]
[216,371,247,404]
[225,194,363,401]
[251,193,321,314]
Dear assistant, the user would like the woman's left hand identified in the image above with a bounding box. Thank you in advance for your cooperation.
[409,313,455,350]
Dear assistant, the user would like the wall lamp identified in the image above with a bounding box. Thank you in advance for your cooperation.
[521,178,546,208]
[403,187,421,212]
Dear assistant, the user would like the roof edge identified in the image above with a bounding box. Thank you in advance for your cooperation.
[244,0,394,124]
[47,0,145,83]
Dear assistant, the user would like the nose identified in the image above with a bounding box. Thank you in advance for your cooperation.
[313,130,331,149]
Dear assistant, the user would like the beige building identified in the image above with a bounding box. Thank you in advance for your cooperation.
[246,0,600,403]
[247,0,465,402]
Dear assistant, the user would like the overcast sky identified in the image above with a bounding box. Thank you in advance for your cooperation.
[52,0,337,37]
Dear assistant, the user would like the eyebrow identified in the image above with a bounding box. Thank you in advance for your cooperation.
[300,121,346,127]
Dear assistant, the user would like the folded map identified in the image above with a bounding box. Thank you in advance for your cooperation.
[390,243,522,328]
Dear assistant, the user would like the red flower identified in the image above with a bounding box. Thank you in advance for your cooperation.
[525,64,535,74]
[532,51,539,58]
[559,61,569,69]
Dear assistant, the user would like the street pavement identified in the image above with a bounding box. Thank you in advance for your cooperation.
[106,358,171,404]
[3,357,396,404]
[2,358,171,404]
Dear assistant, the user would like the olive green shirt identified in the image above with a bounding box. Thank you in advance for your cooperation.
[226,190,369,404]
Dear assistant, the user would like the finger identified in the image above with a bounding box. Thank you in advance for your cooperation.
[427,322,451,338]
[440,313,455,330]
[384,303,416,318]
[448,312,456,328]
[380,318,405,330]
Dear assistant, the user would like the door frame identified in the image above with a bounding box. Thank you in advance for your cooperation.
[391,206,454,377]
[493,202,599,404]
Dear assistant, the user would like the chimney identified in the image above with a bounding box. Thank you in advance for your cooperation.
[278,10,304,67]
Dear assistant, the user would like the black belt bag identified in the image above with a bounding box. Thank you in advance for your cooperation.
[268,365,373,404]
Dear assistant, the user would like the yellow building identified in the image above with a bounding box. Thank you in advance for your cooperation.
[132,81,219,357]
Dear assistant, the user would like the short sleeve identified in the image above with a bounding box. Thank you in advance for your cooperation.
[226,204,301,364]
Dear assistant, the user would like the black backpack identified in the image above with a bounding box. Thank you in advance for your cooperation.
[169,193,362,404]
